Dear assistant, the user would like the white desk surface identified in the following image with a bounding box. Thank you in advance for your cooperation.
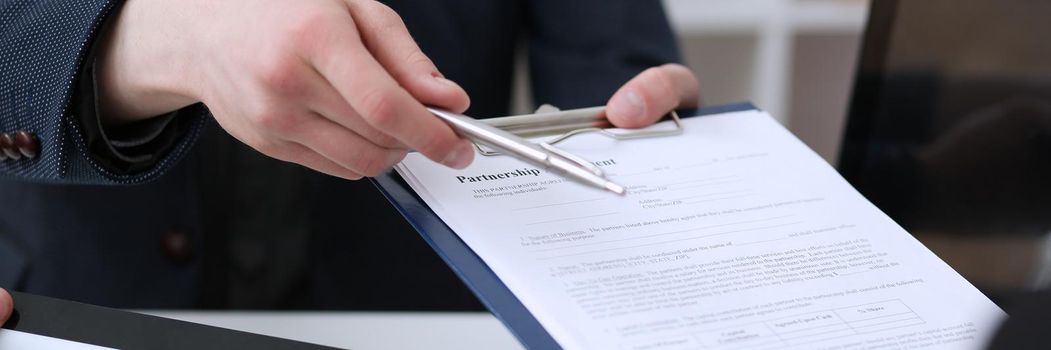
[143,311,524,350]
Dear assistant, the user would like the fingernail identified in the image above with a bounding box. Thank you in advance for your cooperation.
[434,76,463,90]
[442,140,475,169]
[609,90,646,121]
[433,76,471,113]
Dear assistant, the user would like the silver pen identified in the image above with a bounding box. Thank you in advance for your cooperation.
[427,107,626,195]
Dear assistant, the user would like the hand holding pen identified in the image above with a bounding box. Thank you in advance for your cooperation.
[95,0,698,181]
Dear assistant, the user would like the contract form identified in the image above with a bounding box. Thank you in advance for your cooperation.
[395,109,1005,350]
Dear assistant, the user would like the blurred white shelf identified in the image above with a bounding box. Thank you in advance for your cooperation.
[661,0,868,129]
[664,0,869,35]
[792,1,870,32]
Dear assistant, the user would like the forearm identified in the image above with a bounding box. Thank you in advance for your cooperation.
[94,0,199,125]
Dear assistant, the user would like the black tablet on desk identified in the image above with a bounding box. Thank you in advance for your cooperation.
[2,292,335,350]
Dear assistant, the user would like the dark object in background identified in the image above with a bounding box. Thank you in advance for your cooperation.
[987,290,1051,349]
[841,0,1051,295]
[843,0,1051,347]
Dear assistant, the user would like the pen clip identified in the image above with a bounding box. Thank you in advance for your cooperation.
[539,142,604,176]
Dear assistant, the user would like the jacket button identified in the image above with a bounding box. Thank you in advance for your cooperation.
[0,133,19,160]
[14,131,39,159]
[160,229,194,265]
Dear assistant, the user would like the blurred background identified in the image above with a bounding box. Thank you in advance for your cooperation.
[666,0,868,164]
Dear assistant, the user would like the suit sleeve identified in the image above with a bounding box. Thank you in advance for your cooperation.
[526,0,682,109]
[0,0,206,185]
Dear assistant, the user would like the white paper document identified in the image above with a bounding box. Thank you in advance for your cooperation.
[395,110,1005,350]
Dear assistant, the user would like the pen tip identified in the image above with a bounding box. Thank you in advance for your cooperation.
[605,182,626,195]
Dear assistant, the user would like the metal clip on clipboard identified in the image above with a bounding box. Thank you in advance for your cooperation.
[476,104,684,156]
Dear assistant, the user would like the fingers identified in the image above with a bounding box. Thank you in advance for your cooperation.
[252,107,407,178]
[304,6,474,169]
[304,67,406,150]
[606,63,701,129]
[288,113,409,177]
[0,288,12,324]
[280,142,367,181]
[344,1,470,113]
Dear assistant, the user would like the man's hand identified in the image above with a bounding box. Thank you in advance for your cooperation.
[605,63,701,128]
[0,288,12,325]
[94,0,698,179]
[96,0,475,179]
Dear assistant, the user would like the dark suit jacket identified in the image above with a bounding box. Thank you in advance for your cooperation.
[0,0,680,309]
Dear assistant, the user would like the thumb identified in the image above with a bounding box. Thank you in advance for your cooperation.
[0,288,12,324]
[607,64,700,129]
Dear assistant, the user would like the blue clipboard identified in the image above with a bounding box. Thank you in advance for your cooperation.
[370,102,757,349]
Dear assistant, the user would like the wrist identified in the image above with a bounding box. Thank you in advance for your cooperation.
[94,0,199,126]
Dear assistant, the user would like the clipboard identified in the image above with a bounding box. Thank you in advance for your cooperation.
[370,102,758,349]
[2,291,336,350]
